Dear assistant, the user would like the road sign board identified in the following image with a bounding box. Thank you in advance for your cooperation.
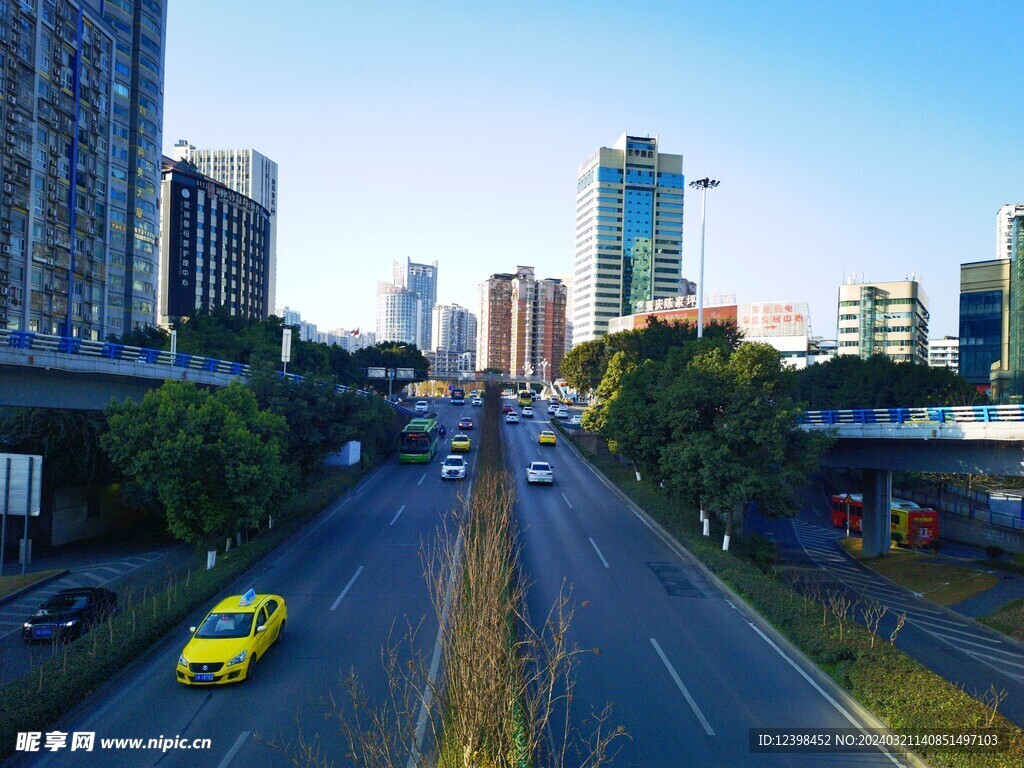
[367,367,386,379]
[0,454,42,517]
[396,368,415,380]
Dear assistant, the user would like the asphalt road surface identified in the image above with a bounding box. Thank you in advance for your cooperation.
[502,410,907,768]
[19,400,473,768]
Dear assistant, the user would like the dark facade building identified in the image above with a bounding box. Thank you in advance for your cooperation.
[158,157,270,324]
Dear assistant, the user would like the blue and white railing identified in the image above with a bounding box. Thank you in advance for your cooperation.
[0,328,418,417]
[802,405,1024,425]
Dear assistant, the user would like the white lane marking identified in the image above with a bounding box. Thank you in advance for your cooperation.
[561,492,573,509]
[330,566,365,611]
[744,622,902,766]
[650,638,715,736]
[390,505,406,526]
[910,623,1003,643]
[589,538,610,569]
[418,473,426,486]
[217,731,251,768]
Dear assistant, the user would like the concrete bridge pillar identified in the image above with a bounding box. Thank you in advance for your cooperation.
[861,469,893,558]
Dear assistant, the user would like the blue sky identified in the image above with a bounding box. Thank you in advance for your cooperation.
[161,0,1023,340]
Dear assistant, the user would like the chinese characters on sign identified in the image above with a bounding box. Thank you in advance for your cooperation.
[17,731,94,752]
[626,148,654,157]
[738,302,810,338]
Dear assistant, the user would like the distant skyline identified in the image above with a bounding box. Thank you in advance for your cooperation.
[161,0,1024,342]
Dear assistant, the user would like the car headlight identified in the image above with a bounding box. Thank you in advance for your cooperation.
[179,653,188,667]
[227,649,248,667]
[23,623,31,629]
[62,619,79,627]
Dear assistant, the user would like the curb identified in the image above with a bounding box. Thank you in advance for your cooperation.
[0,570,71,609]
[555,431,928,768]
[0,462,388,768]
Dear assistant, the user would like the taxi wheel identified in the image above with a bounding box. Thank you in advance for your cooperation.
[246,654,257,681]
[276,620,285,645]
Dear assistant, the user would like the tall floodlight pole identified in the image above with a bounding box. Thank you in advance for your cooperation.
[688,178,720,339]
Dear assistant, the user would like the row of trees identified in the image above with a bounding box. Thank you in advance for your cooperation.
[114,307,430,391]
[561,318,983,547]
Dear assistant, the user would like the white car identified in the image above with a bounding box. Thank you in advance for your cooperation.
[547,403,558,415]
[471,397,483,407]
[526,461,554,484]
[505,412,520,424]
[569,415,582,426]
[555,407,569,419]
[441,455,467,480]
[414,401,429,414]
[522,406,534,418]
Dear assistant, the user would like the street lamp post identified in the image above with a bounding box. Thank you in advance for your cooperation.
[688,177,720,339]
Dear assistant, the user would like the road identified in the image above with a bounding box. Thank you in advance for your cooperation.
[502,406,905,767]
[18,400,473,768]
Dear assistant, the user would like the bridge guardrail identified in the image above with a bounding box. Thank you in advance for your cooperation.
[0,328,414,415]
[802,405,1024,425]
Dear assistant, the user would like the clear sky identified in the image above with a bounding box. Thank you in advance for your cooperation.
[161,0,1023,341]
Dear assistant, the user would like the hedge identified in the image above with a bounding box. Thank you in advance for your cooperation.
[557,428,1024,768]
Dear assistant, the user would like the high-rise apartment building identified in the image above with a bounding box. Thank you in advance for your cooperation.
[172,140,279,311]
[392,257,437,350]
[510,267,567,378]
[0,0,166,339]
[431,303,476,355]
[996,205,1024,262]
[573,132,685,343]
[928,336,959,371]
[376,280,419,345]
[477,266,566,378]
[158,158,269,324]
[477,272,514,373]
[836,278,930,365]
[553,272,575,351]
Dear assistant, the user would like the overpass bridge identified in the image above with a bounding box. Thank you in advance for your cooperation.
[802,406,1024,556]
[0,329,418,416]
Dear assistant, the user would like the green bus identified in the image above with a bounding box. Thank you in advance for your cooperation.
[399,418,439,464]
[517,389,533,407]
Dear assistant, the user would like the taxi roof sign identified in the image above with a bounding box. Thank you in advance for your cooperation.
[239,589,257,607]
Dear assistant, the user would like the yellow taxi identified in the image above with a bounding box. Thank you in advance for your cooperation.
[177,589,286,685]
[538,430,557,446]
[450,434,471,452]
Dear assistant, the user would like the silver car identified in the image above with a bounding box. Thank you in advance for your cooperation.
[441,455,467,480]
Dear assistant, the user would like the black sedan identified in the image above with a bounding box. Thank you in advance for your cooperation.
[22,587,118,642]
[458,418,474,430]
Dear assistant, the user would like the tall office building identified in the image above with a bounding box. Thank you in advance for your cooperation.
[996,205,1024,262]
[0,0,166,339]
[573,132,685,343]
[477,266,566,378]
[553,272,575,351]
[158,157,270,324]
[836,278,930,365]
[431,302,476,354]
[392,257,437,350]
[172,140,279,311]
[376,280,419,345]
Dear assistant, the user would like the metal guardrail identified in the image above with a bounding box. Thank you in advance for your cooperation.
[802,405,1024,425]
[0,328,418,417]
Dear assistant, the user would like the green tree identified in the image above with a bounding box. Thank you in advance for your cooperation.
[351,342,430,389]
[0,408,117,489]
[101,381,293,546]
[794,354,983,410]
[560,339,610,396]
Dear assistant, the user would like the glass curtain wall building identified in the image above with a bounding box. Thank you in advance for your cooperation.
[392,257,437,350]
[0,0,165,339]
[573,132,685,343]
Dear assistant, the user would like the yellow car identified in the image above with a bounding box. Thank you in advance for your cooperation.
[451,434,471,452]
[538,430,557,446]
[176,589,286,685]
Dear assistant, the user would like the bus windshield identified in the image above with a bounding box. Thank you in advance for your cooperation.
[400,432,431,453]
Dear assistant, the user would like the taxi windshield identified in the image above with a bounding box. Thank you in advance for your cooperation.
[195,611,255,639]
